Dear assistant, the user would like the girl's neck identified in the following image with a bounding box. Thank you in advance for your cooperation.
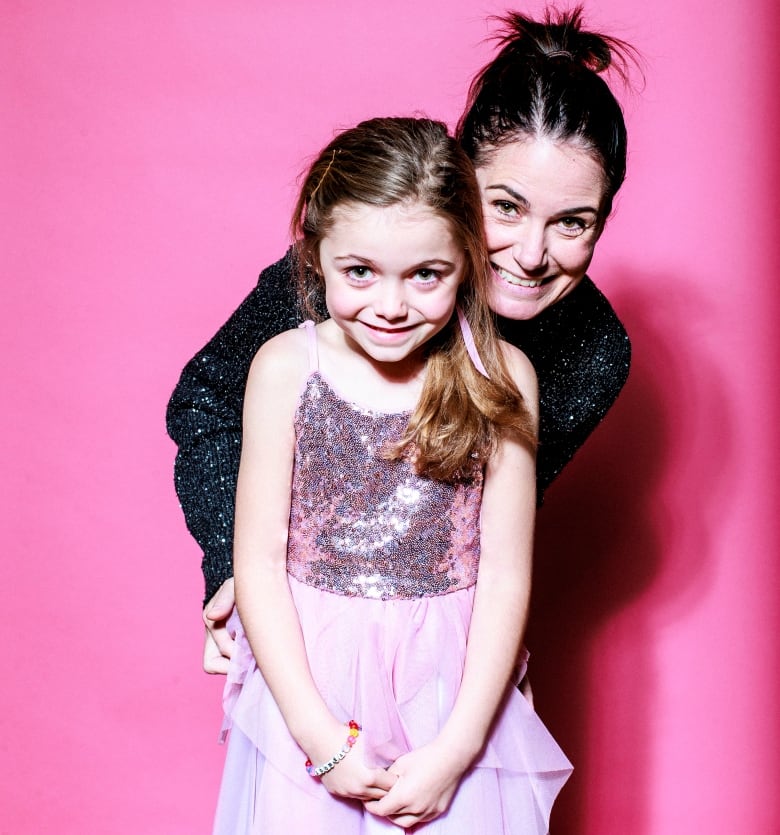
[316,320,426,413]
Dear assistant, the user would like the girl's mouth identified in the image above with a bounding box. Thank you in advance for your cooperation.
[362,322,415,334]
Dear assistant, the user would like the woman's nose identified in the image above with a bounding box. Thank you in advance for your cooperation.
[373,280,408,320]
[511,225,547,273]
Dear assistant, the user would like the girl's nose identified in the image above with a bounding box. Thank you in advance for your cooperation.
[373,280,408,320]
[511,225,547,274]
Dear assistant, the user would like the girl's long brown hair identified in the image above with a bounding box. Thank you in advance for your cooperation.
[291,117,535,481]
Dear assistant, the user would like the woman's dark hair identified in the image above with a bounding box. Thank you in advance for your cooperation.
[457,6,639,217]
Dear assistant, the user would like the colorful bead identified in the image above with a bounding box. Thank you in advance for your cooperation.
[305,721,362,778]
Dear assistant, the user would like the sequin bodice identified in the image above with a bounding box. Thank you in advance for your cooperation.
[286,372,482,600]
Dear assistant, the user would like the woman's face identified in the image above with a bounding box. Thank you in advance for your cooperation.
[475,137,608,321]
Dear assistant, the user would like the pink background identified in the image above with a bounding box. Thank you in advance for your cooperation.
[3,1,778,832]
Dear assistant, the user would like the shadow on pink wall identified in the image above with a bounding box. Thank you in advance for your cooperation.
[528,276,733,833]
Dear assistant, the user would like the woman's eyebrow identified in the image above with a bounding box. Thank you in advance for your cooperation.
[485,184,529,207]
[553,205,600,216]
[486,184,599,216]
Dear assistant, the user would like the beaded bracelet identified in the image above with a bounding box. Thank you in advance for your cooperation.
[305,721,361,778]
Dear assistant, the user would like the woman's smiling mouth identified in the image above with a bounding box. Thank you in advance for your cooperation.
[491,263,545,289]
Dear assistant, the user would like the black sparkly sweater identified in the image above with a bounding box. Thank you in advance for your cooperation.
[166,250,630,604]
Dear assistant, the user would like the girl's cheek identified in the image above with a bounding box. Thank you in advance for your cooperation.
[432,292,460,321]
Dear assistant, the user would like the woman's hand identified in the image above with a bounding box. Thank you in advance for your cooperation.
[202,578,236,674]
[363,742,466,827]
[519,672,534,708]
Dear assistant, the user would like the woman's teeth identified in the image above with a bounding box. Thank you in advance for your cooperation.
[493,265,543,288]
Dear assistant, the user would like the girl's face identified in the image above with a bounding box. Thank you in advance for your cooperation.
[475,136,608,321]
[318,200,465,371]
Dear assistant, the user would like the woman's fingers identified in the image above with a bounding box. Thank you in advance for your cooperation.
[202,630,231,674]
[203,577,236,625]
[202,578,237,673]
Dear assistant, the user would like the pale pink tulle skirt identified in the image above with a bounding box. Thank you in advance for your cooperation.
[213,576,572,834]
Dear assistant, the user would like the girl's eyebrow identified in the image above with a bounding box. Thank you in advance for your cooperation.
[332,255,458,269]
[409,258,458,269]
[332,254,374,262]
[485,184,599,216]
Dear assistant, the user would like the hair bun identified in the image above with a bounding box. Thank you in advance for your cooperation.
[457,5,640,213]
[495,6,631,78]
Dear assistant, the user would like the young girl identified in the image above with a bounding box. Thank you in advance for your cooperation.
[214,117,571,834]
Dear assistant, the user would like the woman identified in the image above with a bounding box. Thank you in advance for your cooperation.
[166,7,637,672]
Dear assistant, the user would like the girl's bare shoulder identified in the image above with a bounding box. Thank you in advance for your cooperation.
[498,340,537,399]
[247,326,311,396]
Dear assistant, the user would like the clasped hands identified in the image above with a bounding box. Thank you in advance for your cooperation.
[203,578,463,826]
[318,731,463,828]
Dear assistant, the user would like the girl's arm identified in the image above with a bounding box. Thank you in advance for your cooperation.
[234,331,395,802]
[365,343,538,827]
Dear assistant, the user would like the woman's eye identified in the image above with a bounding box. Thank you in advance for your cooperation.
[493,200,518,217]
[558,217,587,235]
[413,269,439,283]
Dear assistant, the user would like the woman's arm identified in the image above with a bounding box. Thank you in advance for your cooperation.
[537,282,630,496]
[498,277,630,502]
[166,251,302,607]
[366,344,538,828]
[235,331,395,802]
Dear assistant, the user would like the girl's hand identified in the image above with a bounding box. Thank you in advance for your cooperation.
[363,742,466,827]
[314,729,397,802]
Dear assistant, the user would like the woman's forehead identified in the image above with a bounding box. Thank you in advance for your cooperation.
[476,137,607,209]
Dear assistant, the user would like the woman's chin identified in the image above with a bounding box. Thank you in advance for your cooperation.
[488,274,583,321]
[489,283,549,321]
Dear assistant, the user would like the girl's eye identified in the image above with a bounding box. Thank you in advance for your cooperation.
[346,266,373,281]
[413,269,440,284]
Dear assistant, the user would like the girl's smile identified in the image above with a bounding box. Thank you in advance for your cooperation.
[318,200,464,374]
[358,322,419,342]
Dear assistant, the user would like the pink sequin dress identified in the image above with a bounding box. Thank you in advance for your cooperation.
[213,322,572,834]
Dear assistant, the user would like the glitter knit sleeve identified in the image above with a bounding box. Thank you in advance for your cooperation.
[166,250,303,605]
[498,277,631,504]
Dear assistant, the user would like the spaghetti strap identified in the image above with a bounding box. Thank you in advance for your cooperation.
[298,320,319,372]
[457,307,489,378]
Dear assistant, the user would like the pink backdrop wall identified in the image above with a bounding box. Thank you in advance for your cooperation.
[3,1,778,832]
